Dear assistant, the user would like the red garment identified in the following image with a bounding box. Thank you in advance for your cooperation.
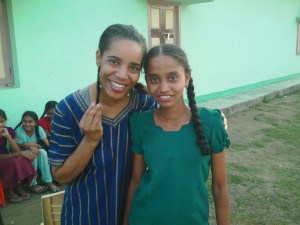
[38,117,51,134]
[0,179,4,207]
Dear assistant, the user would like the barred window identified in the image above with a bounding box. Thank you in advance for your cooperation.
[148,1,180,48]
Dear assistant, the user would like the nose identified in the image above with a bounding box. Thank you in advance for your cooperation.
[159,80,170,93]
[115,65,128,80]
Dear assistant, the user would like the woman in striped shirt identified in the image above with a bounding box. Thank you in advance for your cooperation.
[48,24,157,225]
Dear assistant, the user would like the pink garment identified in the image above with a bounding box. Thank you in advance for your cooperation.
[0,127,36,189]
[0,157,36,189]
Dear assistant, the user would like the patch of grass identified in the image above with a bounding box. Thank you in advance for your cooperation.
[262,96,271,103]
[209,91,300,225]
[231,143,247,150]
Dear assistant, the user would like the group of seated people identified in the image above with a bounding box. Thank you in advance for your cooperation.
[0,101,60,204]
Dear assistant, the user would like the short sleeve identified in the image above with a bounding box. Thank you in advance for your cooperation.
[48,97,79,167]
[205,109,230,154]
[130,113,144,154]
[38,126,47,140]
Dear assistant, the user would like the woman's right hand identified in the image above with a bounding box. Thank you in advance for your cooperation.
[0,127,10,138]
[20,151,36,161]
[79,103,103,145]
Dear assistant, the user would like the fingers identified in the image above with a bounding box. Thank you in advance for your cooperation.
[22,151,36,161]
[221,112,228,130]
[0,128,9,137]
[27,152,36,161]
[80,103,103,131]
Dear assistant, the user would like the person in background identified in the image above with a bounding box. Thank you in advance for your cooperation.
[0,109,36,203]
[15,111,59,193]
[123,44,230,225]
[39,101,57,140]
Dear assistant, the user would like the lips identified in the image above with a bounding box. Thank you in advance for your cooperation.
[109,80,126,92]
[160,95,171,99]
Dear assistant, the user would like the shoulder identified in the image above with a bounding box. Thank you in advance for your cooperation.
[15,126,24,136]
[6,127,15,136]
[132,89,157,112]
[198,107,225,132]
[39,117,48,123]
[37,126,45,132]
[131,109,153,121]
[55,90,85,116]
[199,107,223,121]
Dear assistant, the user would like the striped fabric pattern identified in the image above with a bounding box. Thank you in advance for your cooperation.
[48,88,157,225]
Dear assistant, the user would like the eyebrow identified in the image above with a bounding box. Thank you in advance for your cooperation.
[106,55,141,67]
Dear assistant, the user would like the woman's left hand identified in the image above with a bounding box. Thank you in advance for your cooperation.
[221,112,228,130]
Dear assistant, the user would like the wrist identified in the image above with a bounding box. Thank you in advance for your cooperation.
[4,134,11,139]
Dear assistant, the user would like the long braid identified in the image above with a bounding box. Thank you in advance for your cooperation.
[40,112,46,119]
[14,121,22,130]
[187,78,211,155]
[35,125,41,141]
[40,101,57,118]
[96,67,101,104]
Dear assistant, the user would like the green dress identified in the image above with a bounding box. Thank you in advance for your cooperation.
[129,108,230,225]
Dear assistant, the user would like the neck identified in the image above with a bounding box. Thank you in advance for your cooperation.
[25,129,34,136]
[155,102,191,128]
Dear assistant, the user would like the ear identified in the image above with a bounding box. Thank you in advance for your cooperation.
[96,50,101,67]
[185,73,191,88]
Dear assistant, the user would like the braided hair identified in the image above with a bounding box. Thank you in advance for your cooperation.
[40,101,57,118]
[96,24,148,103]
[143,44,211,155]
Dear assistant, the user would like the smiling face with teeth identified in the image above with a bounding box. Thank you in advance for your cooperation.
[96,39,144,103]
[145,54,190,109]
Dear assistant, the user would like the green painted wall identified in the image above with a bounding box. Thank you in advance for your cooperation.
[0,0,148,127]
[181,0,300,98]
[0,0,299,126]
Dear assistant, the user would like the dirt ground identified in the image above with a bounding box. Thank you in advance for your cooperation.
[1,90,299,225]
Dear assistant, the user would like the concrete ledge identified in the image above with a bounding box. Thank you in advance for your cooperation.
[199,76,300,116]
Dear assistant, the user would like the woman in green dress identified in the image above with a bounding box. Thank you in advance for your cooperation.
[123,44,230,225]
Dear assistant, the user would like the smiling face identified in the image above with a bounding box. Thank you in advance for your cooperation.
[46,108,55,120]
[97,39,144,103]
[145,54,190,108]
[22,116,37,133]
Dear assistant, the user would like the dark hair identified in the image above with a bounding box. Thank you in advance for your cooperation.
[96,24,148,103]
[143,44,211,155]
[40,101,57,118]
[15,111,42,142]
[0,109,7,120]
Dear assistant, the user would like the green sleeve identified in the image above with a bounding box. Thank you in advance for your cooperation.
[207,109,230,154]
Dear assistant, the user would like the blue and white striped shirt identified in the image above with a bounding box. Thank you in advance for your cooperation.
[49,87,157,225]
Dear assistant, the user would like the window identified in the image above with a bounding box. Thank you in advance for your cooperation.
[297,18,300,55]
[148,1,180,48]
[0,0,14,87]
